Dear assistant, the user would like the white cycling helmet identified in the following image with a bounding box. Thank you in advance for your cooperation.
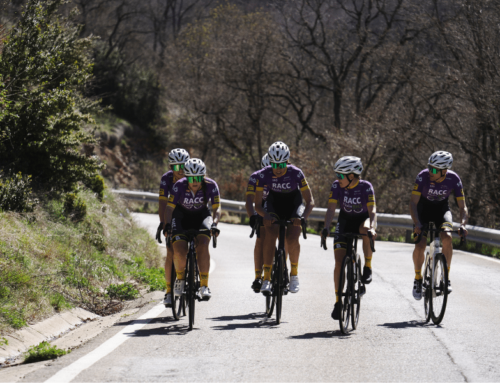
[268,141,290,163]
[428,151,453,169]
[334,156,363,175]
[261,153,270,168]
[168,148,190,165]
[184,158,206,176]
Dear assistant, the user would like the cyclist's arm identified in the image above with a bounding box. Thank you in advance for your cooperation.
[245,194,256,217]
[212,204,221,226]
[324,201,337,230]
[409,193,421,229]
[457,198,468,228]
[301,188,315,220]
[165,205,175,225]
[255,190,266,218]
[159,200,166,223]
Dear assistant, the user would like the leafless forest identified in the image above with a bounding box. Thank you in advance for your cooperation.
[2,0,499,227]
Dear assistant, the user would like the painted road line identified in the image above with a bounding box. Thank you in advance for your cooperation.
[44,303,166,383]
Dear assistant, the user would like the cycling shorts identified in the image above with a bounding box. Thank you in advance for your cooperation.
[416,198,453,236]
[264,189,304,221]
[171,206,212,244]
[333,211,370,251]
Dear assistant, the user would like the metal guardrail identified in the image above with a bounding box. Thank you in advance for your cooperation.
[113,189,500,247]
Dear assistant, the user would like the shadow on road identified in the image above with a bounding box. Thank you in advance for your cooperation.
[124,323,194,336]
[114,316,178,326]
[289,330,350,339]
[208,312,281,330]
[378,320,430,329]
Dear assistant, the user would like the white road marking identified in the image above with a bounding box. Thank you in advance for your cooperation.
[44,303,166,383]
[44,258,216,383]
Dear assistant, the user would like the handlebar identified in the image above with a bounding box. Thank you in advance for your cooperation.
[413,226,467,247]
[271,218,307,239]
[250,219,260,239]
[166,228,218,248]
[321,231,375,252]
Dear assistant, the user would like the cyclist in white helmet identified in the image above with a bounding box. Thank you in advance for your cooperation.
[321,156,377,320]
[245,153,271,292]
[410,151,468,300]
[163,158,221,301]
[157,148,190,307]
[254,141,315,294]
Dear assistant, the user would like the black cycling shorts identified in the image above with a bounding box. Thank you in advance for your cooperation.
[171,206,212,244]
[416,198,453,236]
[333,211,370,251]
[264,189,304,221]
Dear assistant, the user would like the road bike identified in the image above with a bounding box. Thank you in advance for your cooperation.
[322,232,374,334]
[259,218,307,324]
[414,222,465,324]
[168,230,217,330]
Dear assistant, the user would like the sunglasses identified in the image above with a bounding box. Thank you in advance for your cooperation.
[171,164,185,171]
[336,173,345,180]
[428,166,440,175]
[271,162,287,169]
[187,176,204,183]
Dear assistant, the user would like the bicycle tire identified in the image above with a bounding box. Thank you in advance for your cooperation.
[275,249,285,324]
[170,261,180,320]
[431,253,448,324]
[351,256,361,330]
[338,255,351,334]
[188,253,196,331]
[423,253,432,323]
[266,262,276,317]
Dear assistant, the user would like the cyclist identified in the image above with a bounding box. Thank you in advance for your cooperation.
[320,156,377,320]
[410,151,468,300]
[245,154,270,293]
[163,158,221,301]
[156,148,190,308]
[254,141,315,294]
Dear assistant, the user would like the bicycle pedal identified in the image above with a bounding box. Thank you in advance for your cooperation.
[360,285,366,296]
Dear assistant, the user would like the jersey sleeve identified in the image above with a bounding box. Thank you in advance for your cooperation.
[297,169,310,191]
[454,174,465,201]
[210,182,221,210]
[255,172,267,192]
[246,174,258,196]
[328,181,340,204]
[366,182,376,207]
[412,173,424,196]
[167,181,181,208]
[159,174,169,201]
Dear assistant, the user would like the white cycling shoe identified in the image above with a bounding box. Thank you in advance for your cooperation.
[174,279,185,297]
[199,286,211,301]
[260,280,272,296]
[289,276,299,293]
[163,293,172,307]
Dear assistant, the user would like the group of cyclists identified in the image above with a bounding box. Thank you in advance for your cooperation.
[156,142,468,320]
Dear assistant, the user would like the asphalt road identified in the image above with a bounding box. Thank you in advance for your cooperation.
[26,213,500,382]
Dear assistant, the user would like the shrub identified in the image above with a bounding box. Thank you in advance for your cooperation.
[24,341,68,364]
[85,174,106,201]
[0,172,37,213]
[106,283,139,301]
[64,193,87,221]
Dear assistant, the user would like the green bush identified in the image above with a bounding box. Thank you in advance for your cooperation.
[85,174,106,201]
[0,172,37,213]
[106,283,139,300]
[24,341,68,364]
[0,308,27,329]
[64,193,87,221]
[135,268,166,292]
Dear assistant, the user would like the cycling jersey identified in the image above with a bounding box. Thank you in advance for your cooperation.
[328,179,375,216]
[412,169,465,203]
[167,177,221,212]
[255,165,310,194]
[246,169,269,201]
[159,170,175,201]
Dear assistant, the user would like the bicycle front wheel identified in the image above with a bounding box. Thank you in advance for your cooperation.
[188,255,196,331]
[423,253,432,323]
[338,255,352,334]
[431,253,448,324]
[170,260,185,320]
[351,257,362,330]
[275,249,285,324]
[266,261,276,317]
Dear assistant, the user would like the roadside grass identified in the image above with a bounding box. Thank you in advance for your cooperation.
[0,189,162,334]
[23,341,68,364]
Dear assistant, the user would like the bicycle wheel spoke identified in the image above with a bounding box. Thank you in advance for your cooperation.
[431,254,448,324]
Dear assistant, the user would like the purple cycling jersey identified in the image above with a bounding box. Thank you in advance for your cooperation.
[329,179,376,216]
[246,169,269,201]
[159,171,175,202]
[412,169,465,203]
[167,177,221,212]
[255,164,310,194]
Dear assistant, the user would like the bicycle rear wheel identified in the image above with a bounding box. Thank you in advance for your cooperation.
[187,254,196,331]
[275,249,285,324]
[170,260,185,320]
[338,255,352,334]
[266,261,276,317]
[351,256,362,330]
[431,253,448,324]
[423,254,432,323]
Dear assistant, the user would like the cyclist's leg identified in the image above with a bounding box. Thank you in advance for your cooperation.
[358,214,373,283]
[333,213,348,301]
[413,200,428,274]
[438,210,454,270]
[254,217,265,279]
[197,212,213,287]
[172,208,188,278]
[285,192,304,277]
[165,244,174,293]
[262,196,279,282]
